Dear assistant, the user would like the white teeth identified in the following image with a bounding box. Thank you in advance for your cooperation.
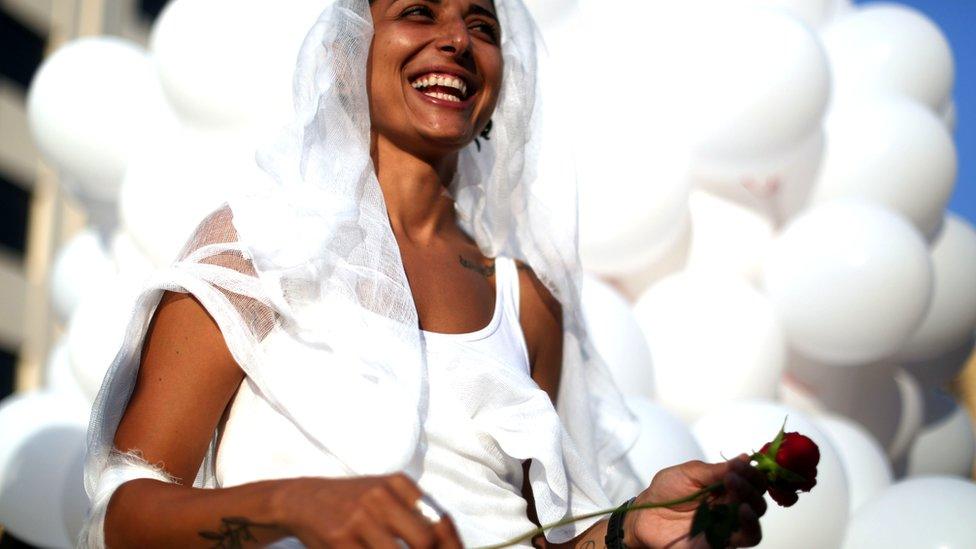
[411,73,468,98]
[423,90,461,103]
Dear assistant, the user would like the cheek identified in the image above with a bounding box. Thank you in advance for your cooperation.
[482,54,505,111]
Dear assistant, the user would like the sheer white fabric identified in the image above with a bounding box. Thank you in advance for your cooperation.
[81,0,641,546]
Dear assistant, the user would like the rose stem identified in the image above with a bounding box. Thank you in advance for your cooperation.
[472,482,725,549]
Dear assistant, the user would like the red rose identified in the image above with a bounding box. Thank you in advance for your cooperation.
[756,431,820,507]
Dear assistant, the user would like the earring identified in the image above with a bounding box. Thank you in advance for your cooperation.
[474,119,493,152]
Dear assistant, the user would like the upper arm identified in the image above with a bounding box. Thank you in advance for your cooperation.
[516,262,563,406]
[112,291,245,484]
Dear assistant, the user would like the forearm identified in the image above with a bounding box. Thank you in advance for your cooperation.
[539,519,609,549]
[104,477,293,548]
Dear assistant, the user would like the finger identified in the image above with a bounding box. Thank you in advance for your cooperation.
[724,472,767,518]
[730,457,768,493]
[365,486,437,548]
[432,514,464,549]
[689,454,752,485]
[385,473,425,506]
[357,520,401,549]
[729,504,762,548]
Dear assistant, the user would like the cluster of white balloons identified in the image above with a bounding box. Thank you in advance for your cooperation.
[0,1,329,545]
[529,0,976,547]
[0,0,973,547]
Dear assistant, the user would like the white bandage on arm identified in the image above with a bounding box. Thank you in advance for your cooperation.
[79,449,181,549]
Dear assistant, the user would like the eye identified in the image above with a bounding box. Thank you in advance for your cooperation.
[469,20,500,43]
[401,5,435,20]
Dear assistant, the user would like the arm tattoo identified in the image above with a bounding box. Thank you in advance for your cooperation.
[198,517,275,548]
[459,254,495,278]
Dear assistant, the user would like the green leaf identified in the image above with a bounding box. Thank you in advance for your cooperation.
[766,417,789,458]
[691,500,713,538]
[705,503,740,548]
[690,501,741,548]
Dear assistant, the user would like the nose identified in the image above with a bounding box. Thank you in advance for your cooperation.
[436,15,473,59]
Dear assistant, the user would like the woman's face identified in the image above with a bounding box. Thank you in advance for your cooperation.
[367,0,503,158]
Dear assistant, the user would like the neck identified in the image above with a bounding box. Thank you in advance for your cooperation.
[371,133,460,244]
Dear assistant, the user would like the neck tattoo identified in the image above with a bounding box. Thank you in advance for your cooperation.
[459,254,495,278]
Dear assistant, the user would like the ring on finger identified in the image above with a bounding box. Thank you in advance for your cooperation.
[415,493,446,524]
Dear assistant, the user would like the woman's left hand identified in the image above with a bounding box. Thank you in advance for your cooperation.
[623,455,769,548]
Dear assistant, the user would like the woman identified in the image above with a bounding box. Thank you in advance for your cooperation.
[82,0,768,547]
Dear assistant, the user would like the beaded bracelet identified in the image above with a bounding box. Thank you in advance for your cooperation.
[604,496,637,549]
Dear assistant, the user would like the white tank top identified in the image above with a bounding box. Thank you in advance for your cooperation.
[214,257,542,546]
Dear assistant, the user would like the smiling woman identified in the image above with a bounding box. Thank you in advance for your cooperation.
[80,1,769,548]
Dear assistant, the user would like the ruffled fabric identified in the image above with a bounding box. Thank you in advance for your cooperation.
[78,450,180,548]
[427,343,610,543]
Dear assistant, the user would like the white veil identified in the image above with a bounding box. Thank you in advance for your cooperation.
[82,0,641,545]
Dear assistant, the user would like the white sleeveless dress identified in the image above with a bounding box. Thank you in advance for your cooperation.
[214,257,565,547]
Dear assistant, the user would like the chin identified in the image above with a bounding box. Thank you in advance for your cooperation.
[417,129,475,153]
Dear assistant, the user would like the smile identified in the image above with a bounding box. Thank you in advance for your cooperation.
[410,72,470,103]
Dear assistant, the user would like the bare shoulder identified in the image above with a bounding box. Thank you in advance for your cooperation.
[514,260,563,403]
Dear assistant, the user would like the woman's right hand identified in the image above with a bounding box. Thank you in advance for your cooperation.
[275,473,464,549]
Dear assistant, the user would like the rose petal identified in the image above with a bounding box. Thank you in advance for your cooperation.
[768,486,800,507]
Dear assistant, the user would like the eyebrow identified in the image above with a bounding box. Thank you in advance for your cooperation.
[404,0,499,22]
[469,3,499,22]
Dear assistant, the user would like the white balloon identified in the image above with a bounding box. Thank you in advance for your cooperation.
[692,400,849,549]
[0,392,88,548]
[27,37,174,203]
[605,224,691,302]
[906,389,976,478]
[634,272,786,421]
[66,287,134,402]
[685,190,775,284]
[111,229,157,284]
[60,439,89,548]
[50,229,115,323]
[571,1,695,277]
[43,341,91,408]
[151,0,323,129]
[900,214,976,361]
[120,128,264,267]
[682,8,829,172]
[827,0,854,21]
[903,336,975,390]
[624,396,704,487]
[822,4,954,110]
[812,96,957,240]
[581,276,656,399]
[763,200,933,366]
[716,0,834,29]
[781,358,924,460]
[815,414,893,514]
[577,137,693,276]
[693,128,826,224]
[842,477,976,549]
